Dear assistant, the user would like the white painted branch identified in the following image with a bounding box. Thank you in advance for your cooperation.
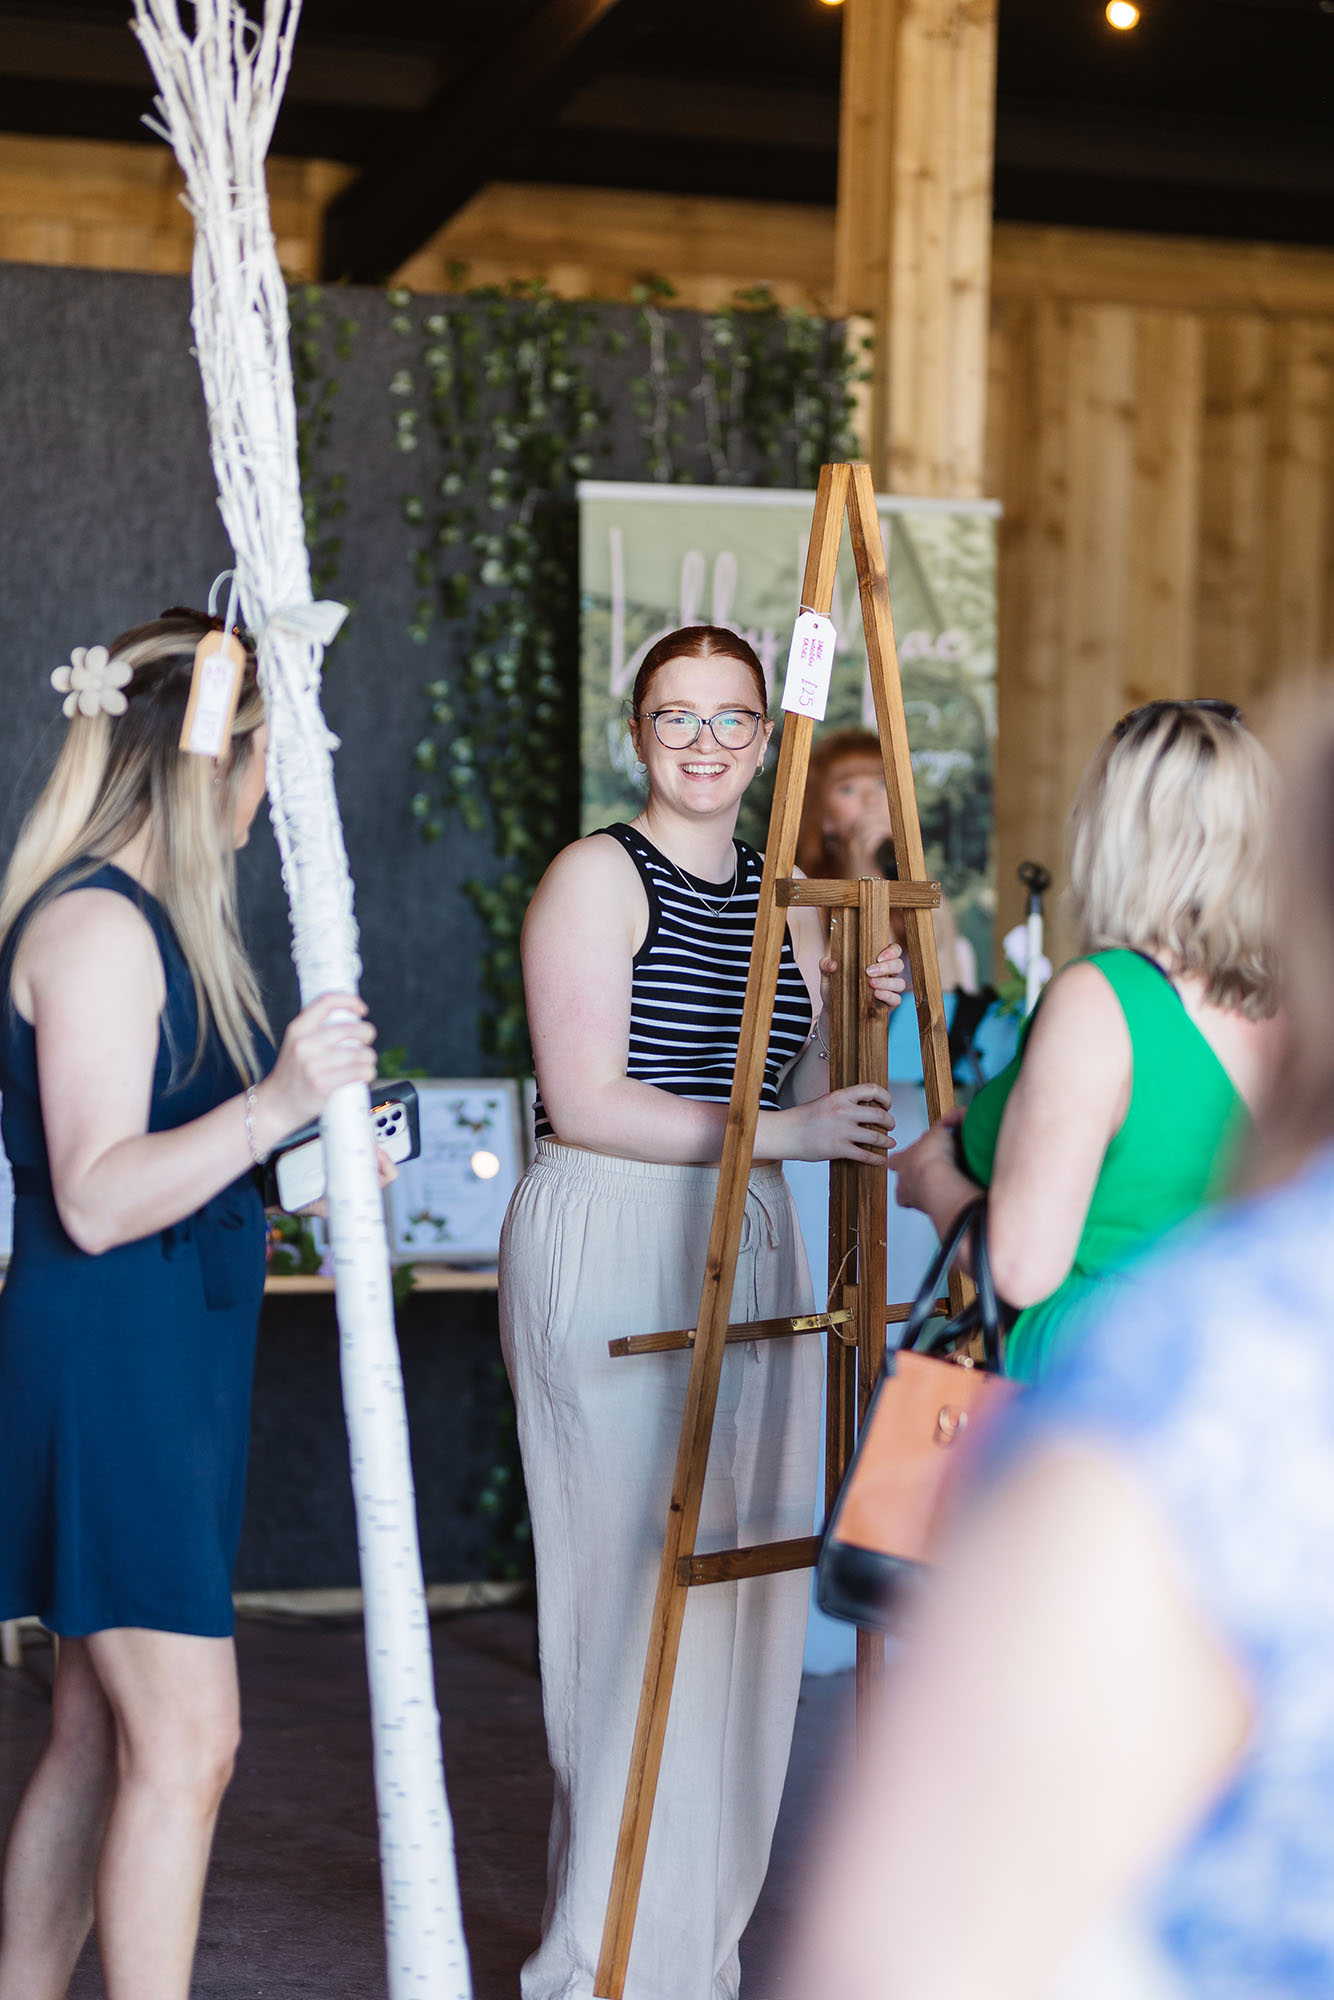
[129,4,471,1993]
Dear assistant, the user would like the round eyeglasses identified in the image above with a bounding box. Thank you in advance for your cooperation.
[1113,698,1243,741]
[645,708,765,751]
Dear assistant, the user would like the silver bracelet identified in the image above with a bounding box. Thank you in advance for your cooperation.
[812,1013,831,1061]
[244,1084,269,1166]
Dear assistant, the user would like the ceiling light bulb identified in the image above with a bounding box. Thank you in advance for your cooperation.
[819,0,845,8]
[1105,1,1140,26]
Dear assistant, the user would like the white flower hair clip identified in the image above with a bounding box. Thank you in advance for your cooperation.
[51,645,132,720]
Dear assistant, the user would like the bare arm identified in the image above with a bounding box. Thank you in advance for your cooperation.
[792,1445,1251,2000]
[893,962,1130,1306]
[19,890,376,1254]
[525,837,895,1166]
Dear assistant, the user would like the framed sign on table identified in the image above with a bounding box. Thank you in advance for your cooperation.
[383,1079,524,1264]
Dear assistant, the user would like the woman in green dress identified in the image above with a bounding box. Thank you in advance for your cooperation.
[893,700,1281,1380]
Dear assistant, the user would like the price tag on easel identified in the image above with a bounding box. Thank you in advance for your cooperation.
[780,610,837,721]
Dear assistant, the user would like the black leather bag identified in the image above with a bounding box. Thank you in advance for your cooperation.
[816,1199,1019,1631]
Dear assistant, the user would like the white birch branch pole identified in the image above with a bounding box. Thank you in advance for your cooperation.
[128,4,471,1993]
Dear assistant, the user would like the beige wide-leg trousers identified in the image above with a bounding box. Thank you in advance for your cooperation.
[499,1142,822,2000]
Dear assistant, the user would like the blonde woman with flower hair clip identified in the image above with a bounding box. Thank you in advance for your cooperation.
[0,606,387,2000]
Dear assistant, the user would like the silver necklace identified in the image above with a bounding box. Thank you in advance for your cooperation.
[631,816,741,917]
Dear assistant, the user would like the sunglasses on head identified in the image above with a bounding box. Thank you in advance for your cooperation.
[1113,698,1243,742]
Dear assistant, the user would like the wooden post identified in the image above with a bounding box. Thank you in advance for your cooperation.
[835,0,999,498]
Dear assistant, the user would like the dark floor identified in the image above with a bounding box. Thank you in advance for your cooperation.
[0,1610,853,1998]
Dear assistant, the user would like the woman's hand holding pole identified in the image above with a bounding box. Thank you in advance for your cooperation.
[246,992,378,1160]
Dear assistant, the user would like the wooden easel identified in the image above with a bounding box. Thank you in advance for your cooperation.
[595,462,965,1999]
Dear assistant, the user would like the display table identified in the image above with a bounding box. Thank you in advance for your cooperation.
[265,1267,497,1294]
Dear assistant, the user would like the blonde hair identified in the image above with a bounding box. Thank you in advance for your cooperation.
[0,610,270,1080]
[1066,703,1277,1020]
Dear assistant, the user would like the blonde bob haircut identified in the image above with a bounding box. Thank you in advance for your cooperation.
[1066,703,1277,1021]
[0,608,270,1081]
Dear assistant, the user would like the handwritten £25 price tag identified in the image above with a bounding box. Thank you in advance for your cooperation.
[779,611,837,722]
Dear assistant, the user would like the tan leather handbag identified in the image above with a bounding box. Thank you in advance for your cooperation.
[817,1199,1021,1630]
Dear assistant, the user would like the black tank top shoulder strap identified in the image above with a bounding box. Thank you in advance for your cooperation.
[733,837,764,886]
[598,822,663,963]
[598,821,645,858]
[596,822,659,892]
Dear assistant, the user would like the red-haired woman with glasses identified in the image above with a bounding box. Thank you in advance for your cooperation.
[500,625,904,2000]
[893,700,1282,1380]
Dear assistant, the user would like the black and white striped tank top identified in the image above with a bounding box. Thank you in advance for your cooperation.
[533,822,814,1143]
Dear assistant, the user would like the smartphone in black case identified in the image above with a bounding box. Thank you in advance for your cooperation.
[263,1080,421,1212]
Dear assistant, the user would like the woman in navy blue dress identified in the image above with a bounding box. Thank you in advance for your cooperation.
[0,609,379,2000]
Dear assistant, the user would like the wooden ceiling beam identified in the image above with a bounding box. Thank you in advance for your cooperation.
[319,0,651,283]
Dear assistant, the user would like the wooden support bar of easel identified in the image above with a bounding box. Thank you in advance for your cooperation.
[608,1308,853,1358]
[888,1297,949,1324]
[610,1300,944,1359]
[677,1537,822,1588]
[778,877,941,909]
[593,462,853,2000]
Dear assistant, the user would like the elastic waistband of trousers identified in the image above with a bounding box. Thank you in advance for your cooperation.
[530,1138,788,1202]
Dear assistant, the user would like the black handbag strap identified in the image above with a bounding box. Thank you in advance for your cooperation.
[899,1195,1006,1373]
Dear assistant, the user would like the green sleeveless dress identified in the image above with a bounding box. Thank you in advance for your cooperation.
[960,950,1247,1382]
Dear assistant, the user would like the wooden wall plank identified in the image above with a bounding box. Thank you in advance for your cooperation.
[401,182,839,308]
[833,0,898,320]
[1126,311,1204,707]
[1068,306,1138,777]
[1266,317,1334,676]
[0,134,348,282]
[836,0,997,497]
[993,295,1077,952]
[992,224,1334,317]
[1197,315,1271,706]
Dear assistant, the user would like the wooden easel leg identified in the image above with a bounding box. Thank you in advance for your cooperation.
[855,876,892,1726]
[824,905,859,1512]
[848,461,969,1320]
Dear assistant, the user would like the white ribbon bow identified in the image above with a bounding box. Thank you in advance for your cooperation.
[257,599,349,649]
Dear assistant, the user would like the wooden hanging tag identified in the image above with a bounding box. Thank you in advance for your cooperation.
[180,627,246,757]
